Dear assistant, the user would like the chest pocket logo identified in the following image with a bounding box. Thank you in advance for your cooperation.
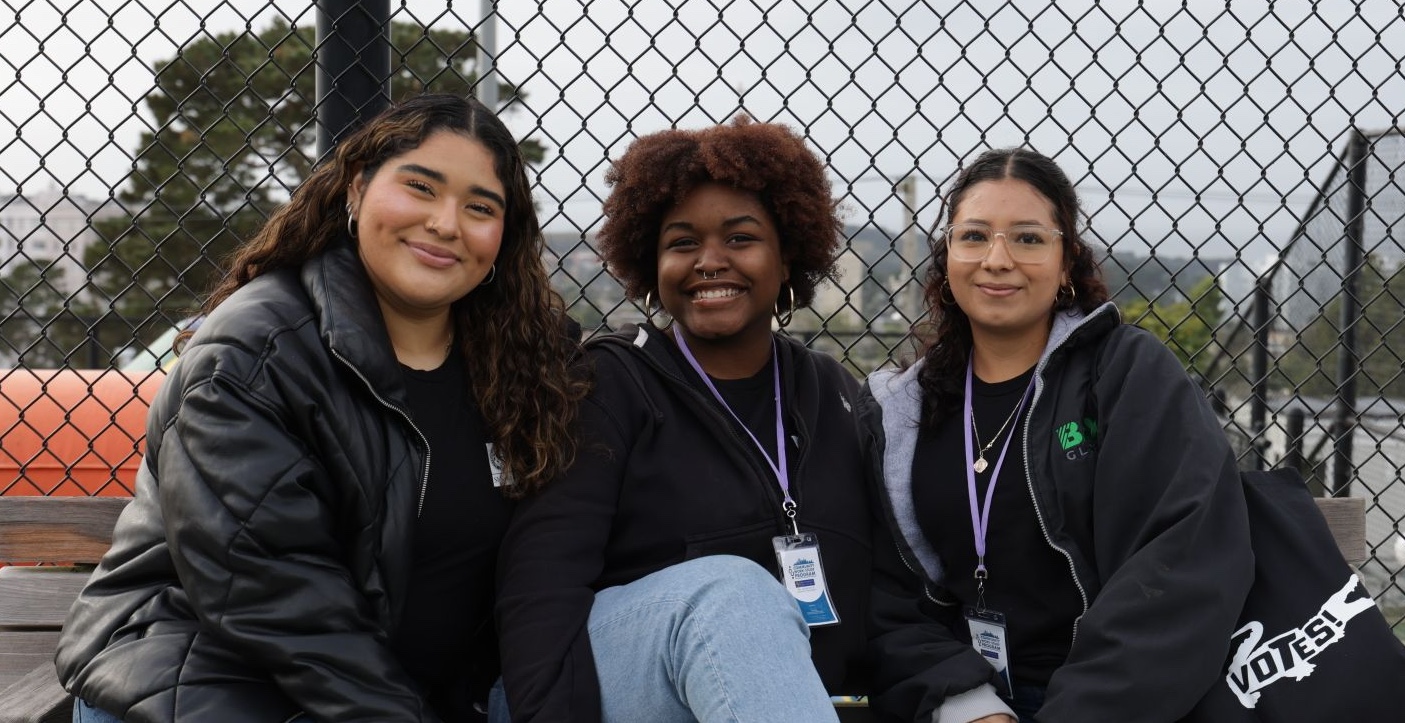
[1056,419,1097,461]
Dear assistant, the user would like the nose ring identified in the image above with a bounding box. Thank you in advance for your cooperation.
[701,270,718,280]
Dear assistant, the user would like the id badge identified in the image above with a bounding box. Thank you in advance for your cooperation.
[772,533,841,627]
[965,606,1013,691]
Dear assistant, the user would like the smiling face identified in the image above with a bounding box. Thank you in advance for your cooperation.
[947,178,1068,345]
[348,130,505,331]
[656,182,789,359]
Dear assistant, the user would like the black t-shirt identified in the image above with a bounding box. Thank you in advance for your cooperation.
[392,351,512,719]
[710,357,780,465]
[911,366,1083,686]
[666,338,783,470]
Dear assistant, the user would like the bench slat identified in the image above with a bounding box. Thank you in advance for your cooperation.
[0,655,72,723]
[0,630,61,692]
[0,571,90,629]
[0,496,130,563]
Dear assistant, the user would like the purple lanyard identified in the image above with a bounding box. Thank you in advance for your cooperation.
[671,327,798,532]
[962,356,1032,585]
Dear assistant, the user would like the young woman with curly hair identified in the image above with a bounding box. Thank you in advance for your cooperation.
[497,117,875,722]
[864,148,1251,722]
[57,93,587,723]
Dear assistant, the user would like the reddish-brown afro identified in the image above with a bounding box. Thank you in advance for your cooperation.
[596,116,842,310]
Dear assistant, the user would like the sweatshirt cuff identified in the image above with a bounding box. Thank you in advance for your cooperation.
[931,684,1015,723]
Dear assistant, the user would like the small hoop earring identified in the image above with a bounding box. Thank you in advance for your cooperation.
[938,278,956,306]
[479,264,496,286]
[346,204,357,239]
[1058,283,1076,307]
[774,284,796,328]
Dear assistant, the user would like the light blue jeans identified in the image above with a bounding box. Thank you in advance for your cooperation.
[72,700,119,723]
[583,555,839,723]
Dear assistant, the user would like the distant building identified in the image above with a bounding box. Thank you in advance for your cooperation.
[796,250,866,332]
[0,188,121,294]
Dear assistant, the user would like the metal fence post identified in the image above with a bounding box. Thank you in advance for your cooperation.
[1249,275,1271,471]
[316,0,392,158]
[1331,130,1369,496]
[477,0,499,109]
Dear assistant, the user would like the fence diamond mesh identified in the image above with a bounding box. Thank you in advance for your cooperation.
[0,0,1402,623]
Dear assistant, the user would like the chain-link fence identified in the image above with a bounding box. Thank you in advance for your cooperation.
[1,1,1402,619]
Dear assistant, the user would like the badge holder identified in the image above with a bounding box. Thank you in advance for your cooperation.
[773,532,841,627]
[965,570,1013,692]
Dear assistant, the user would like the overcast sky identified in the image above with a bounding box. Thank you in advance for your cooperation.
[1,0,1401,276]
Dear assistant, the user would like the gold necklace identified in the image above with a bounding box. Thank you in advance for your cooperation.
[970,399,1023,474]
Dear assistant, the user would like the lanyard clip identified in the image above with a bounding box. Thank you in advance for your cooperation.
[782,498,799,536]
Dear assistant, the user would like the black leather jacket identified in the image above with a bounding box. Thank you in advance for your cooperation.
[56,243,449,722]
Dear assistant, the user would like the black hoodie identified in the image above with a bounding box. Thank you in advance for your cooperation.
[862,304,1253,723]
[497,323,876,722]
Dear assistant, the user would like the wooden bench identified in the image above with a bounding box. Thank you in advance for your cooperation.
[0,496,131,723]
[0,495,1368,723]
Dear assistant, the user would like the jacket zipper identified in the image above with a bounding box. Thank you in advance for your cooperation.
[1025,354,1090,648]
[894,533,944,606]
[331,349,433,518]
[866,421,945,607]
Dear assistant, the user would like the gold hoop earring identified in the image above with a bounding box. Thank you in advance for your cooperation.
[774,285,796,328]
[938,278,956,306]
[1058,283,1076,307]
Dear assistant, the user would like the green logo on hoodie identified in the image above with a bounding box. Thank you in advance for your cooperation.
[1056,419,1098,451]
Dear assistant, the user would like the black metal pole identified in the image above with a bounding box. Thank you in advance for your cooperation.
[1249,276,1271,471]
[1331,130,1369,496]
[1284,404,1305,474]
[316,0,392,159]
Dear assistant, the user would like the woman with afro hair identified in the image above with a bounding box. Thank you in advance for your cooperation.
[497,117,876,722]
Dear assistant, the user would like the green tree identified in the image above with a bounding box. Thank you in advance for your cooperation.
[0,261,93,367]
[84,19,542,344]
[1123,275,1225,377]
[1274,255,1405,399]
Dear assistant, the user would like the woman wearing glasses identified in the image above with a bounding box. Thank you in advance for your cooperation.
[863,148,1251,722]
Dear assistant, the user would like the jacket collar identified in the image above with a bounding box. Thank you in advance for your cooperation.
[300,240,409,407]
[1037,302,1120,376]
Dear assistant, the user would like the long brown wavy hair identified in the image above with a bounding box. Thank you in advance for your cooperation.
[917,147,1110,425]
[199,93,587,497]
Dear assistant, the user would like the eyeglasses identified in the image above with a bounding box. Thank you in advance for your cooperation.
[943,222,1063,264]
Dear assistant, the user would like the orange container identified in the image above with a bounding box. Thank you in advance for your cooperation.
[1,368,164,497]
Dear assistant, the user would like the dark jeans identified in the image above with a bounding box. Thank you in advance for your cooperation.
[1006,684,1047,723]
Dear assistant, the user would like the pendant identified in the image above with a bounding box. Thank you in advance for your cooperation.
[973,456,988,474]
